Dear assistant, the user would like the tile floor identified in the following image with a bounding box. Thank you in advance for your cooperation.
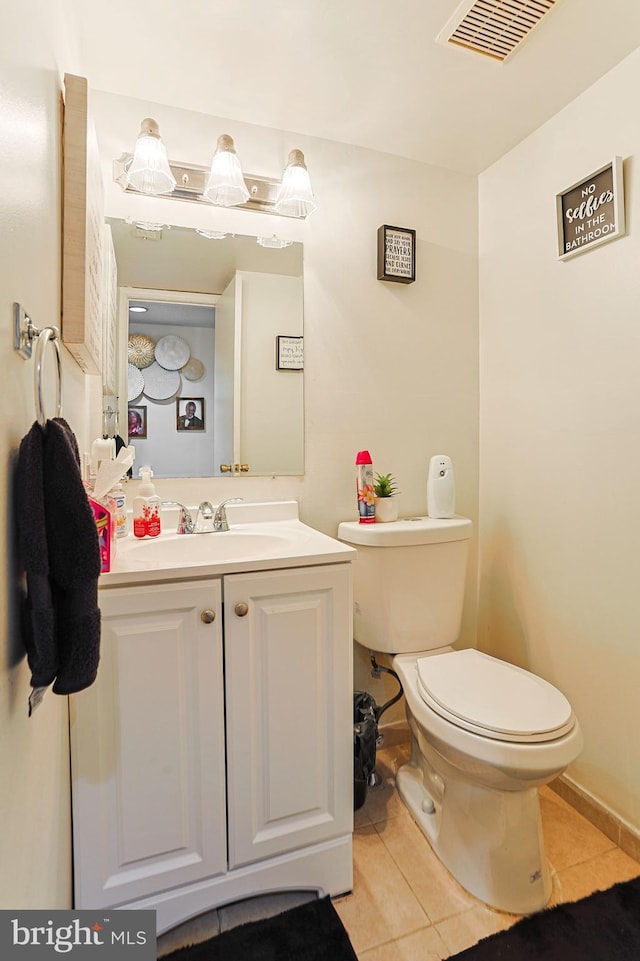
[158,729,640,960]
[333,731,640,960]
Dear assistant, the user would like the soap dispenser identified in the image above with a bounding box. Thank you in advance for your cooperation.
[133,466,162,538]
[427,454,456,519]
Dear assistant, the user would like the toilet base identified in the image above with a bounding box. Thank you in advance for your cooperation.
[396,750,553,915]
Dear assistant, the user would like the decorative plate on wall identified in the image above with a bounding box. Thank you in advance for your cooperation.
[128,333,156,368]
[182,357,205,381]
[142,361,181,400]
[127,363,144,401]
[155,334,190,371]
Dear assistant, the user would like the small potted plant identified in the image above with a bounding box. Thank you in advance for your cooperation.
[373,472,400,523]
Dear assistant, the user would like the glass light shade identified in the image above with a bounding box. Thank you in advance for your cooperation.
[203,134,250,207]
[126,119,176,196]
[257,235,294,249]
[274,149,317,218]
[196,229,228,240]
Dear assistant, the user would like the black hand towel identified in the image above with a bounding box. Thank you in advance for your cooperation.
[16,417,102,695]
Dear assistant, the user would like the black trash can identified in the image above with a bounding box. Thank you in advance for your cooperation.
[353,691,379,810]
[353,658,405,811]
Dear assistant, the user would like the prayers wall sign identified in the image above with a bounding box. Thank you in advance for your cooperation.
[556,158,625,260]
[377,225,416,284]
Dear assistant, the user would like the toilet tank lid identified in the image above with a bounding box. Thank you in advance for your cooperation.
[338,516,472,547]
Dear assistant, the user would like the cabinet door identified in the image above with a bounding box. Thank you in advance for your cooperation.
[70,579,226,908]
[224,563,353,868]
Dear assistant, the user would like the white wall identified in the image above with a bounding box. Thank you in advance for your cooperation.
[478,47,640,834]
[0,0,99,908]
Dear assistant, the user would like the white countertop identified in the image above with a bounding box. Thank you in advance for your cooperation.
[100,500,355,588]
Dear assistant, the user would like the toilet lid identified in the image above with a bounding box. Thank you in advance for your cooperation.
[416,649,575,743]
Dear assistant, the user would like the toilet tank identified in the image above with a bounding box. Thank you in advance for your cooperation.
[337,516,473,654]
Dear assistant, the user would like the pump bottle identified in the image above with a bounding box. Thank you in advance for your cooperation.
[133,466,162,538]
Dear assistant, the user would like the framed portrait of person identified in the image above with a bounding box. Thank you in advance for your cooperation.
[176,397,205,432]
[128,405,147,439]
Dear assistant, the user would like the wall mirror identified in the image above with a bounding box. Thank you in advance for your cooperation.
[109,218,304,478]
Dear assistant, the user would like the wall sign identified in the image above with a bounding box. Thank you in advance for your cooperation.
[377,225,416,284]
[276,335,303,370]
[556,157,625,260]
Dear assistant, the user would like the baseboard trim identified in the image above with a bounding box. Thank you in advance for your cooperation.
[550,774,640,864]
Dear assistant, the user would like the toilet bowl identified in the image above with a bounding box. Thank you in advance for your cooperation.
[338,517,583,915]
[393,647,583,913]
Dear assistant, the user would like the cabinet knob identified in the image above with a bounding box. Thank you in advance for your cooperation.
[234,602,249,617]
[200,609,216,624]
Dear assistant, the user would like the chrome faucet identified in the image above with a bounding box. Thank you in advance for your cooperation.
[213,497,243,532]
[194,501,215,533]
[161,500,223,534]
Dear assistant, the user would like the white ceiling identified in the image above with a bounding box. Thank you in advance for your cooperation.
[71,0,640,174]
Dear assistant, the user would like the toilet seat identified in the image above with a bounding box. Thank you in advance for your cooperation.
[416,649,575,743]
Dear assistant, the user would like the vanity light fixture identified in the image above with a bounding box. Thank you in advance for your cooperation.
[125,119,176,196]
[129,305,148,313]
[275,150,317,218]
[115,121,317,218]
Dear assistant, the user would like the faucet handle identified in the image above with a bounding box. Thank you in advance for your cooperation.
[195,501,215,534]
[161,500,195,534]
[213,497,243,532]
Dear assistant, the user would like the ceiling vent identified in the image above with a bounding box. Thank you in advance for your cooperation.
[436,0,559,62]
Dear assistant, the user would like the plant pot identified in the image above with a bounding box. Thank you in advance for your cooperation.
[375,497,398,523]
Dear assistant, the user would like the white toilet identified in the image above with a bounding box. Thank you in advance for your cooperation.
[338,516,583,915]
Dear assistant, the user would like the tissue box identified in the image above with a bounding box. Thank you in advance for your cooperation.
[89,495,116,573]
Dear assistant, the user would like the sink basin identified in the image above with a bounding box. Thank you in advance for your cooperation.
[102,501,357,584]
[120,529,292,566]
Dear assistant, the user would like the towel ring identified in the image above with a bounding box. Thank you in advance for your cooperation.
[33,326,62,427]
[14,304,63,426]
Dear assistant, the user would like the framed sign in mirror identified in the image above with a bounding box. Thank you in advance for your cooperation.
[276,335,304,371]
[377,225,416,284]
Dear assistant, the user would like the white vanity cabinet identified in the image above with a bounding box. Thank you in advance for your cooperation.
[70,547,353,934]
[70,579,227,910]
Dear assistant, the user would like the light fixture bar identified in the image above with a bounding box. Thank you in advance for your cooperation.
[113,153,307,218]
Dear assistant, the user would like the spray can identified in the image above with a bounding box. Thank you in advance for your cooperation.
[356,450,376,524]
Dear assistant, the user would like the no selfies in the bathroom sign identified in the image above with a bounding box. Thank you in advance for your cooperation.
[556,157,625,260]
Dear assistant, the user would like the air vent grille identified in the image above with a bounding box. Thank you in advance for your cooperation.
[439,0,558,62]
